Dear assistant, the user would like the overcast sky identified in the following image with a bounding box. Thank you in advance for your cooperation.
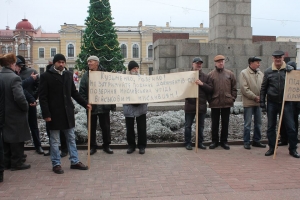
[1,0,300,37]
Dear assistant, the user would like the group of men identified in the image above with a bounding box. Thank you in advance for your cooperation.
[184,50,300,159]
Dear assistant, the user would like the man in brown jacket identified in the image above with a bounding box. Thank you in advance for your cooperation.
[239,56,266,150]
[184,57,213,150]
[208,55,237,150]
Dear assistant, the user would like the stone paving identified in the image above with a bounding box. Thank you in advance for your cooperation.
[1,145,300,200]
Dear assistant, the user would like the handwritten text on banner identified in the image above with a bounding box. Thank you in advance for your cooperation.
[284,70,300,101]
[88,71,198,104]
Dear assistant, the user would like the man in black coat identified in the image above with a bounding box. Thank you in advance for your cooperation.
[17,55,44,154]
[39,54,91,174]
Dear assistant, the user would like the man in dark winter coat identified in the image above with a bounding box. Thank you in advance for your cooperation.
[17,55,44,155]
[79,55,115,155]
[260,51,299,158]
[43,58,68,157]
[184,57,213,150]
[208,55,237,150]
[0,53,31,172]
[39,53,91,174]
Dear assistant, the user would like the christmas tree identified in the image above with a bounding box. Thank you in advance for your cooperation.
[76,0,125,72]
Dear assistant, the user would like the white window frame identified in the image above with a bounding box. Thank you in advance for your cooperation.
[66,42,75,58]
[50,47,57,57]
[132,43,140,58]
[38,47,45,59]
[120,43,128,58]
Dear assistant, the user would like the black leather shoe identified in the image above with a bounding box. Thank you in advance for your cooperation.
[11,163,31,171]
[127,147,135,154]
[89,148,97,155]
[252,141,266,148]
[289,150,300,158]
[278,141,288,146]
[244,143,251,150]
[139,148,145,154]
[36,146,44,154]
[198,143,207,150]
[44,151,50,156]
[53,165,64,174]
[185,144,193,150]
[265,148,274,156]
[23,154,27,158]
[209,142,218,149]
[21,158,26,163]
[221,142,230,150]
[103,147,114,154]
[60,151,68,158]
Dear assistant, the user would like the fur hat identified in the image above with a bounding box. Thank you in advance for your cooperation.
[53,54,66,64]
[128,60,139,71]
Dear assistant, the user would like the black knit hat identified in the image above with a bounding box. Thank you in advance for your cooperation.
[16,55,26,66]
[53,54,66,64]
[128,60,139,71]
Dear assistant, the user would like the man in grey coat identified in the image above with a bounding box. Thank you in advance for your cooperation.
[123,61,148,154]
[0,53,31,171]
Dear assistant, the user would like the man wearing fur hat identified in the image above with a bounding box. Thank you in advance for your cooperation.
[79,55,115,155]
[260,50,299,158]
[123,61,148,154]
[17,55,44,155]
[39,53,91,174]
[208,55,237,150]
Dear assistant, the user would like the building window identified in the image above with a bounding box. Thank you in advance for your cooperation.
[38,48,45,59]
[7,46,12,53]
[132,44,139,58]
[68,44,74,57]
[19,43,28,58]
[50,48,56,57]
[148,45,153,58]
[1,46,6,54]
[120,44,127,58]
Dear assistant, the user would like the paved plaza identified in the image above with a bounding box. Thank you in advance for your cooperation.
[1,145,300,199]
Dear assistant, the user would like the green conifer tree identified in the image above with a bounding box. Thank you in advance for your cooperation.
[76,0,125,72]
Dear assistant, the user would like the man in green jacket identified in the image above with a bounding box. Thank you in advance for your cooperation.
[79,56,115,155]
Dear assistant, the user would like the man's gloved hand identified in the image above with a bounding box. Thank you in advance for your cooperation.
[286,65,294,72]
[260,103,266,112]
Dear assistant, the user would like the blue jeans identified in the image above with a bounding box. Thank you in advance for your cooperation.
[50,128,79,167]
[243,106,262,144]
[184,112,205,146]
[267,101,298,151]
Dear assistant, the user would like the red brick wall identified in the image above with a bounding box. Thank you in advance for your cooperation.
[252,35,276,43]
[153,33,189,43]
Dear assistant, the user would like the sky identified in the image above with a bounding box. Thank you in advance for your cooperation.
[1,0,300,37]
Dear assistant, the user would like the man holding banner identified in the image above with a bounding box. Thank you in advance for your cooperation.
[260,50,299,158]
[184,57,213,150]
[79,56,115,155]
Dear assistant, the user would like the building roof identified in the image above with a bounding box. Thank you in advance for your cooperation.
[15,19,34,30]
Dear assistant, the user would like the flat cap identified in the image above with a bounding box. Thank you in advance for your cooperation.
[192,57,203,63]
[87,55,99,62]
[214,55,225,62]
[248,56,262,64]
[272,50,284,56]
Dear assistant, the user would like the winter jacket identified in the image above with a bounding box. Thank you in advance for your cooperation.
[79,66,116,115]
[239,66,263,107]
[208,67,237,108]
[0,67,31,143]
[19,66,39,99]
[22,76,36,103]
[260,62,294,104]
[184,70,213,114]
[39,66,88,130]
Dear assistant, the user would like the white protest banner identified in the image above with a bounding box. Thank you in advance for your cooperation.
[88,71,198,104]
[283,70,300,101]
